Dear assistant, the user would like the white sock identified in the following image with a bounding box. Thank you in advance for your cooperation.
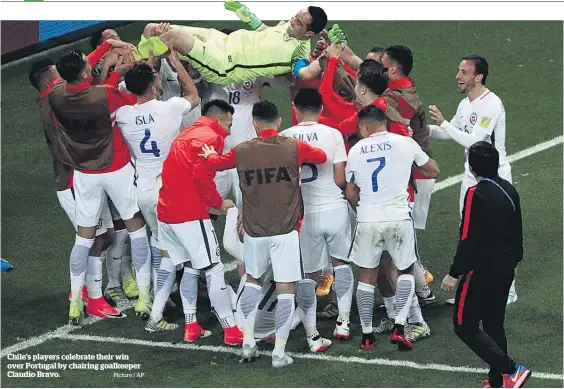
[333,265,353,322]
[105,229,127,290]
[129,226,151,299]
[180,267,200,324]
[150,235,161,294]
[413,260,430,298]
[70,236,94,300]
[238,282,261,348]
[86,256,103,299]
[408,294,424,324]
[206,263,235,328]
[119,233,134,281]
[395,274,415,326]
[383,296,396,319]
[296,279,317,338]
[273,294,295,358]
[150,255,175,322]
[356,282,375,334]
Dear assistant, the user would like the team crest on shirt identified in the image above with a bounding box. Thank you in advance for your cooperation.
[470,112,478,125]
[283,33,292,41]
[242,80,254,92]
[216,245,221,257]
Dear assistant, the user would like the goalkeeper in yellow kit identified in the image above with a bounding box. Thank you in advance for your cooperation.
[135,2,345,85]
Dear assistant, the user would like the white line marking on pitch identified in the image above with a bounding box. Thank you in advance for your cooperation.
[433,135,563,193]
[54,333,564,381]
[0,300,136,359]
[2,135,563,380]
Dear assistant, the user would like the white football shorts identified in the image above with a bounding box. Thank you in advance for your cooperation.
[158,219,220,270]
[349,219,418,271]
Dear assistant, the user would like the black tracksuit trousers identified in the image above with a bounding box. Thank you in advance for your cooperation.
[453,266,517,387]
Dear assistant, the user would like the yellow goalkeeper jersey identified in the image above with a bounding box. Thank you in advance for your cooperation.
[224,22,311,79]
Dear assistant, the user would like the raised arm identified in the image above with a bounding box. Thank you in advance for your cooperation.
[167,48,200,109]
[224,1,269,31]
[429,103,501,148]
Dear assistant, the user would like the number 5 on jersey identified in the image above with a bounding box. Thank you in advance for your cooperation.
[301,163,318,183]
[367,157,386,192]
[140,129,160,157]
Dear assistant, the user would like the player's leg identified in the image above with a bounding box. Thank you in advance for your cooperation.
[107,200,137,299]
[253,266,277,343]
[179,219,242,345]
[498,163,518,304]
[374,251,397,335]
[85,203,126,319]
[136,187,162,297]
[222,206,246,317]
[481,270,514,387]
[388,220,430,350]
[58,188,89,305]
[213,170,244,301]
[102,163,152,317]
[142,28,231,86]
[411,179,437,304]
[295,212,332,352]
[145,245,180,333]
[69,170,106,324]
[349,222,383,350]
[270,230,302,368]
[59,187,114,313]
[238,233,270,360]
[324,207,354,340]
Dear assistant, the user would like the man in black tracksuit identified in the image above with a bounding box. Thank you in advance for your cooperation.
[441,141,531,388]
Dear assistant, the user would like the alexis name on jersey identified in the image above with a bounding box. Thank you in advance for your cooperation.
[359,141,392,154]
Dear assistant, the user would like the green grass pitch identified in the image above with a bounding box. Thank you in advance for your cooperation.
[1,20,562,387]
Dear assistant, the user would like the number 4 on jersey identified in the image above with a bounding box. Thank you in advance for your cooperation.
[367,157,386,192]
[140,129,160,157]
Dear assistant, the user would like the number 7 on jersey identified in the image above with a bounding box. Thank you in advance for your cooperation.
[367,157,386,192]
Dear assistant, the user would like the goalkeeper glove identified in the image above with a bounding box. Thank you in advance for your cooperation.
[224,1,263,30]
[328,24,348,46]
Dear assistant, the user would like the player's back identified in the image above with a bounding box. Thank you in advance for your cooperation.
[348,132,423,222]
[203,80,263,150]
[281,122,347,214]
[116,98,189,190]
[158,123,222,223]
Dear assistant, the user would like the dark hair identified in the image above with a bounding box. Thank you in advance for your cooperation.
[202,99,235,117]
[357,105,387,127]
[461,54,489,85]
[357,59,388,95]
[221,28,235,35]
[90,29,104,50]
[370,46,385,54]
[29,58,55,91]
[124,64,156,95]
[56,50,86,83]
[468,141,499,178]
[385,45,413,76]
[252,101,279,122]
[307,6,327,34]
[293,88,322,113]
